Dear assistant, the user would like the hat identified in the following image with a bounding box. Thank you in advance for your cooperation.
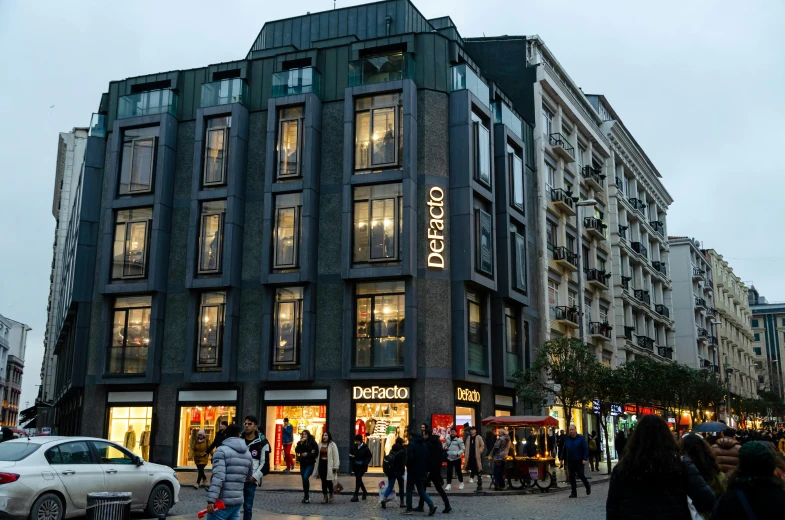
[198,429,206,436]
[738,442,776,478]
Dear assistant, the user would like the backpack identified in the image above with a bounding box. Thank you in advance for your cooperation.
[382,452,395,475]
[588,437,597,452]
[260,439,271,475]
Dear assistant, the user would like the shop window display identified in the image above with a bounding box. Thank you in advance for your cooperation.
[265,405,326,471]
[455,406,475,433]
[177,405,236,467]
[354,403,408,467]
[107,406,153,460]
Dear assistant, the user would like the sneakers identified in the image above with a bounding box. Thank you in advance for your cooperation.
[445,484,452,491]
[459,482,464,490]
[469,478,474,484]
[283,467,290,473]
[428,504,438,516]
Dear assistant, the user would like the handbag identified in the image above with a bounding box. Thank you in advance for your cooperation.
[334,480,344,494]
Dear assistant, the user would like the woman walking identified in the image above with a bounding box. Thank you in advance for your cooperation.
[680,434,726,519]
[380,437,406,509]
[190,429,210,489]
[606,414,715,519]
[313,431,339,504]
[294,429,318,503]
[349,434,371,502]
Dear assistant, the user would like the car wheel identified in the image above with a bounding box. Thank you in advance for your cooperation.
[30,493,64,520]
[146,483,173,517]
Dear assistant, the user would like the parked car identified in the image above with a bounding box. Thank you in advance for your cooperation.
[0,436,179,520]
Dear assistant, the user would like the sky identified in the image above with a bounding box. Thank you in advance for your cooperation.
[0,0,783,411]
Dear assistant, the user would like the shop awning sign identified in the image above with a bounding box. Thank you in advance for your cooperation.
[352,386,409,400]
[591,400,623,416]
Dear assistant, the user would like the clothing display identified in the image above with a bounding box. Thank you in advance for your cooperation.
[266,405,327,471]
[354,402,408,467]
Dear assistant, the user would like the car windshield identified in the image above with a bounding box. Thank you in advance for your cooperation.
[0,442,41,461]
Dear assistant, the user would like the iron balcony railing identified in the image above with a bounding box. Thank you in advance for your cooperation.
[693,267,705,279]
[550,188,575,209]
[587,269,610,287]
[584,217,607,238]
[634,289,651,305]
[553,306,579,324]
[348,52,415,86]
[707,306,717,316]
[658,346,673,360]
[582,165,605,187]
[589,322,613,339]
[650,220,665,236]
[621,276,632,290]
[695,296,707,308]
[548,133,575,159]
[553,247,578,267]
[652,261,667,276]
[629,197,646,212]
[636,335,655,350]
[700,358,712,369]
[272,67,322,98]
[697,327,709,338]
[624,326,636,341]
[655,304,670,318]
[618,225,628,240]
[632,242,648,258]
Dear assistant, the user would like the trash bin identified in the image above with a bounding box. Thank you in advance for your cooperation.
[86,492,132,520]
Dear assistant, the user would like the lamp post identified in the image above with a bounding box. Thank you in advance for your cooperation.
[574,199,598,340]
[724,353,735,427]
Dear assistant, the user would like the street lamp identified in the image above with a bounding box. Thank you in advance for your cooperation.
[574,198,598,340]
[724,353,736,427]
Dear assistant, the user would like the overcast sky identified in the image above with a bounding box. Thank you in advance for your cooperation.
[1,0,783,411]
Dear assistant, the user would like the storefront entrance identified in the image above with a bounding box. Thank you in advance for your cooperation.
[105,391,155,461]
[352,385,410,468]
[175,389,238,468]
[262,389,329,472]
[455,385,481,438]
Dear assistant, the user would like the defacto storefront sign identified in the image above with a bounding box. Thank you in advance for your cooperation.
[427,186,446,269]
[352,386,410,400]
[457,387,481,403]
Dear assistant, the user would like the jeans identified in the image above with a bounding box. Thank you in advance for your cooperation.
[418,472,449,509]
[567,460,590,493]
[406,478,433,510]
[492,461,505,488]
[282,443,294,469]
[242,481,256,520]
[383,472,404,500]
[446,459,463,484]
[301,464,314,498]
[206,504,241,520]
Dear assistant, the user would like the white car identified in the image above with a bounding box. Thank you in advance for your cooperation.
[0,436,179,520]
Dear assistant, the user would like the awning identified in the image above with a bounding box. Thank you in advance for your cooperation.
[481,415,560,428]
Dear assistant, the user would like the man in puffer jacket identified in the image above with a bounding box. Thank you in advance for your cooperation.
[712,428,741,474]
[206,424,253,520]
[444,428,465,491]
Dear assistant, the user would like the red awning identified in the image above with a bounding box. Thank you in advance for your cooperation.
[481,416,560,428]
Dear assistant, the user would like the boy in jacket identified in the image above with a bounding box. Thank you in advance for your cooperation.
[242,415,269,520]
[206,424,253,520]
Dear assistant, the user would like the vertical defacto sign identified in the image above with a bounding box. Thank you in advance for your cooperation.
[427,186,446,269]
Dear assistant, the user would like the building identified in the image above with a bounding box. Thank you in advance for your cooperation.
[51,0,541,468]
[0,314,30,427]
[38,128,89,430]
[749,287,785,397]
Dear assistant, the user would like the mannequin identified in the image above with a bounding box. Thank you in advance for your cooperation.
[124,425,136,451]
[140,424,151,460]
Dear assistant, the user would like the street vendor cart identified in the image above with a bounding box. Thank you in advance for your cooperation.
[481,415,559,492]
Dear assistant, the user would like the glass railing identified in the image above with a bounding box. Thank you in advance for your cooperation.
[89,113,106,138]
[271,67,322,98]
[492,100,523,139]
[200,78,248,107]
[349,53,415,87]
[450,64,489,108]
[118,89,178,119]
[468,342,489,376]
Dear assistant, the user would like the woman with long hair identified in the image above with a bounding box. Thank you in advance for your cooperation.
[313,431,340,504]
[294,429,319,503]
[680,434,725,519]
[606,415,715,519]
[710,441,785,519]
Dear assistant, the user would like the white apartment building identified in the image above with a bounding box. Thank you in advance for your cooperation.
[0,313,30,427]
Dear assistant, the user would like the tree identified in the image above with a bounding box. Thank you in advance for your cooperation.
[618,357,660,416]
[592,364,627,474]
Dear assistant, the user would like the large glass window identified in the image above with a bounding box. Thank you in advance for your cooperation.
[112,208,153,280]
[277,106,304,179]
[107,406,153,460]
[505,306,520,379]
[475,208,493,276]
[197,292,226,371]
[355,281,405,368]
[353,183,403,263]
[472,112,491,187]
[467,290,488,376]
[509,145,524,211]
[545,163,555,194]
[546,221,556,251]
[273,287,303,368]
[542,107,553,138]
[204,116,231,187]
[177,406,235,467]
[119,126,158,195]
[511,223,527,293]
[108,295,151,375]
[198,200,226,274]
[355,93,403,171]
[548,280,559,316]
[273,193,302,269]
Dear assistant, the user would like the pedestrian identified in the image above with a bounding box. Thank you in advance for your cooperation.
[680,433,726,519]
[462,425,485,492]
[313,431,339,504]
[294,429,318,503]
[204,424,253,520]
[489,428,511,491]
[242,415,269,520]
[606,414,715,519]
[190,429,210,489]
[208,421,229,455]
[380,437,406,509]
[588,430,601,471]
[444,428,465,491]
[348,434,371,502]
[614,431,627,460]
[461,422,471,445]
[778,432,785,455]
[709,441,785,519]
[281,418,295,472]
[557,430,566,468]
[403,428,437,516]
[419,429,451,514]
[560,424,590,498]
[712,428,741,475]
[547,428,556,458]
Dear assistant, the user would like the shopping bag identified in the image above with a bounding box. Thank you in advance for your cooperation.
[379,480,396,502]
[334,480,344,494]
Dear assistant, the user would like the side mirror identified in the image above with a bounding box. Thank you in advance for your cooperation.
[135,456,144,466]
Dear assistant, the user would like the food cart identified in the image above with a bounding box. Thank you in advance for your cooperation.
[481,415,559,491]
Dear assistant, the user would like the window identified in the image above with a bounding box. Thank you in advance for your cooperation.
[475,208,493,276]
[508,145,524,211]
[754,347,762,356]
[568,291,577,309]
[355,281,405,368]
[578,144,586,172]
[545,164,555,194]
[598,257,607,272]
[45,442,93,465]
[511,223,527,293]
[582,246,590,274]
[505,306,519,379]
[782,318,785,326]
[355,93,402,171]
[92,442,135,464]
[472,112,491,187]
[204,116,231,186]
[566,235,576,254]
[119,126,157,195]
[585,298,593,323]
[546,221,556,251]
[198,200,226,274]
[751,319,759,328]
[112,208,153,280]
[108,295,151,375]
[273,193,302,269]
[541,107,553,137]
[197,292,226,371]
[754,333,760,342]
[352,184,403,263]
[277,106,303,179]
[467,291,488,376]
[273,287,303,368]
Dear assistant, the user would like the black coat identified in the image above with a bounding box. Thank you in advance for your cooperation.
[606,457,716,520]
[406,434,430,481]
[208,429,228,453]
[350,442,372,473]
[424,435,443,474]
[710,483,785,520]
[295,439,319,466]
[386,444,406,474]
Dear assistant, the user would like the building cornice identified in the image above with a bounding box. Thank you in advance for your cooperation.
[606,125,673,208]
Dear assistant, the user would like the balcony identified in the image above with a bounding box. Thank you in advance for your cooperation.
[553,247,578,272]
[693,267,705,281]
[629,197,647,214]
[450,63,490,108]
[621,276,632,291]
[492,100,523,140]
[697,327,709,339]
[695,296,707,309]
[584,217,607,240]
[700,358,712,370]
[657,346,673,360]
[634,289,651,306]
[655,304,670,318]
[589,322,613,341]
[618,225,628,241]
[550,188,576,216]
[652,261,667,276]
[272,67,322,98]
[349,52,414,86]
[581,165,605,191]
[553,306,579,328]
[707,306,717,317]
[118,88,178,119]
[631,241,648,259]
[703,281,713,293]
[636,335,655,351]
[624,326,636,341]
[201,78,248,107]
[549,133,575,162]
[89,113,106,138]
[709,335,719,346]
[650,221,665,237]
[587,269,610,289]
[615,177,624,191]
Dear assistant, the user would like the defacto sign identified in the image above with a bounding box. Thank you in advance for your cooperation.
[456,387,481,403]
[353,386,410,400]
[427,186,446,269]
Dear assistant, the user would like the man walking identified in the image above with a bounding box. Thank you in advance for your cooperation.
[419,429,451,514]
[560,424,590,498]
[208,421,229,455]
[242,415,269,520]
[403,428,437,516]
[444,428,465,491]
[462,425,485,492]
[281,418,295,472]
[205,424,253,520]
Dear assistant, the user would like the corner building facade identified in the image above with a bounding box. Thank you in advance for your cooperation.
[60,0,539,469]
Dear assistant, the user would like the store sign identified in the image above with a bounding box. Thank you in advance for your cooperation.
[592,400,623,416]
[352,386,409,400]
[457,388,481,403]
[623,404,658,416]
[427,186,446,269]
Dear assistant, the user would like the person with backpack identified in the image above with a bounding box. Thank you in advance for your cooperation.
[349,434,371,502]
[242,415,269,520]
[588,430,602,472]
[313,431,339,504]
[205,424,253,520]
[444,428,465,491]
[380,437,406,509]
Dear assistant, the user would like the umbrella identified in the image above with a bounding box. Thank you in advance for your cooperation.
[691,421,727,433]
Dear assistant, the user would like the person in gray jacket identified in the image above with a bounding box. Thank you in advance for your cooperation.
[206,424,253,520]
[444,428,465,490]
